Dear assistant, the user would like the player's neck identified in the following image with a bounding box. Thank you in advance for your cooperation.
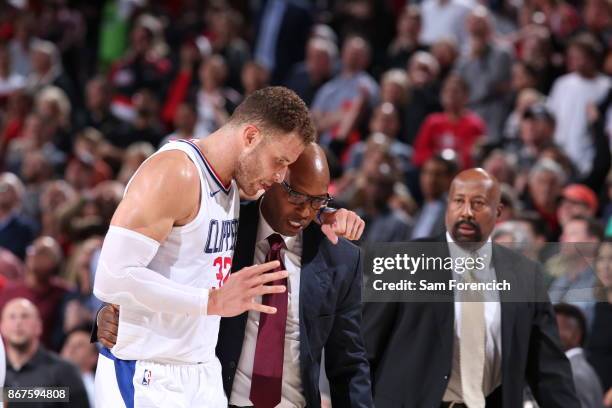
[197,129,238,185]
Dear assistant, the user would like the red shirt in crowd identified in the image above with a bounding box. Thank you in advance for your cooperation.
[412,111,486,169]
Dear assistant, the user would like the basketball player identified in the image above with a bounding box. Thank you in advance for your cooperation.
[92,87,363,407]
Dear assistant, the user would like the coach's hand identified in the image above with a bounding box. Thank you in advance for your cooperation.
[207,261,288,317]
[97,304,120,349]
[320,208,365,244]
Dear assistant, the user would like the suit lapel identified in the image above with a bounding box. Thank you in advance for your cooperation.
[232,200,260,272]
[492,245,519,388]
[298,225,326,362]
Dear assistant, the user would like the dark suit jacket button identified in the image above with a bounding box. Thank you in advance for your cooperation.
[444,375,449,380]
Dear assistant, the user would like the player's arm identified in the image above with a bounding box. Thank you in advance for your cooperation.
[93,152,287,317]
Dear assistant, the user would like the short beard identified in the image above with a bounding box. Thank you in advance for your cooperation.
[9,338,32,353]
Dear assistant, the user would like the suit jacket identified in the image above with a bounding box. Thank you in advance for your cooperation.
[567,350,605,408]
[362,234,580,408]
[216,201,372,408]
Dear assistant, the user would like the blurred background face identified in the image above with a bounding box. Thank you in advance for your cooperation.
[566,45,593,75]
[341,38,369,72]
[595,242,612,288]
[0,181,18,214]
[420,159,452,200]
[528,170,561,208]
[31,49,51,74]
[199,57,227,89]
[86,79,110,111]
[558,198,593,226]
[0,299,42,351]
[369,103,400,138]
[131,25,153,55]
[25,238,61,281]
[441,77,468,113]
[306,42,332,82]
[174,104,197,133]
[61,331,98,373]
[520,117,554,147]
[397,10,420,38]
[512,63,537,91]
[555,314,580,351]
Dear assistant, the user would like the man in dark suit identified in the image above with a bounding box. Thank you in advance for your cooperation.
[96,144,372,408]
[363,168,579,408]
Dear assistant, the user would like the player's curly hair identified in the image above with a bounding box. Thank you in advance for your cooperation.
[229,86,316,144]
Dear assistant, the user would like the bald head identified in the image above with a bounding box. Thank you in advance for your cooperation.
[287,143,330,188]
[450,168,501,205]
[1,298,42,352]
[262,143,331,237]
[446,168,502,245]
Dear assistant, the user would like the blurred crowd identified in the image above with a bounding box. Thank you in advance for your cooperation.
[0,0,610,406]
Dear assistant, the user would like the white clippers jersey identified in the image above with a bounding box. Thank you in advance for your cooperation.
[111,139,240,364]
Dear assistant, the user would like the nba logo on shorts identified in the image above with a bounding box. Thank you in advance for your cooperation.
[142,369,152,386]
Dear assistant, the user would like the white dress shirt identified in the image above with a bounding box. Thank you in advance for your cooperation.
[442,232,503,402]
[229,207,306,408]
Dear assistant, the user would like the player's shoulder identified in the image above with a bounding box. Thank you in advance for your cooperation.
[137,150,200,187]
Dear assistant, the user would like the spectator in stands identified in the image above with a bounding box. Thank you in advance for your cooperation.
[60,326,97,407]
[457,6,513,141]
[311,35,379,153]
[192,55,241,138]
[0,172,36,259]
[345,103,412,175]
[8,14,35,77]
[503,87,544,141]
[0,236,74,350]
[159,102,197,147]
[20,150,54,221]
[558,184,599,227]
[284,37,337,106]
[404,51,443,145]
[413,73,486,169]
[109,14,172,100]
[205,7,250,91]
[523,158,567,238]
[547,33,611,177]
[386,5,426,70]
[79,76,124,144]
[26,40,77,108]
[116,142,154,186]
[554,303,605,408]
[587,239,612,397]
[240,60,270,96]
[1,298,90,407]
[419,0,473,46]
[549,216,603,325]
[411,155,457,239]
[430,38,459,81]
[0,42,26,98]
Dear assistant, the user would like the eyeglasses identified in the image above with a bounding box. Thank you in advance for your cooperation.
[280,181,332,210]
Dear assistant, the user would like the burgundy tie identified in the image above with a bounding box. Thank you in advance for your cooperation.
[250,233,288,408]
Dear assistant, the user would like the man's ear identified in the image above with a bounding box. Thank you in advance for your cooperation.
[242,124,262,148]
[496,203,504,218]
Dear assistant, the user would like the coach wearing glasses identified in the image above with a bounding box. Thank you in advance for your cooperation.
[217,143,371,408]
[96,143,372,408]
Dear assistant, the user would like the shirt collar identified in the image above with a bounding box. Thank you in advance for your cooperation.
[257,201,301,252]
[565,347,583,358]
[445,230,492,269]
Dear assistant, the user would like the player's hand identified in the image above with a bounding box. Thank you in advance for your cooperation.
[97,304,119,349]
[320,208,365,244]
[207,261,288,317]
